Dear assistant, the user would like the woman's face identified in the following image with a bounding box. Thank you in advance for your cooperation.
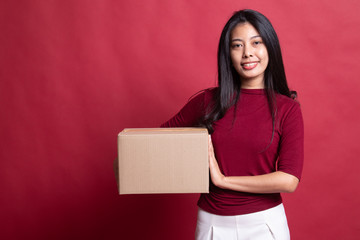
[230,23,269,89]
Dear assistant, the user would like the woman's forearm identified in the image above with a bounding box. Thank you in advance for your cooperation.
[208,136,299,194]
[218,171,299,194]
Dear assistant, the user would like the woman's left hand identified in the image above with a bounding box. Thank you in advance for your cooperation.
[208,135,299,193]
[208,135,226,188]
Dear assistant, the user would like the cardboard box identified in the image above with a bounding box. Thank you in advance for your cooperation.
[117,128,209,194]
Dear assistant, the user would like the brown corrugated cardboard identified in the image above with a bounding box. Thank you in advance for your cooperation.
[117,128,209,194]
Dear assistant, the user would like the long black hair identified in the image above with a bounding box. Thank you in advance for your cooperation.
[202,9,295,138]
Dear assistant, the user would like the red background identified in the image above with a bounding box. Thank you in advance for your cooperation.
[1,0,360,239]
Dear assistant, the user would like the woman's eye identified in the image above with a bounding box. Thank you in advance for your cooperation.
[232,44,242,48]
[253,41,262,45]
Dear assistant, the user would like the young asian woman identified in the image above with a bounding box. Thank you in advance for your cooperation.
[161,9,304,240]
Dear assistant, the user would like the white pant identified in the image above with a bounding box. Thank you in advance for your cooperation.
[195,204,290,240]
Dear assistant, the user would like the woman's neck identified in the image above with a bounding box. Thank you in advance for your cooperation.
[240,77,265,89]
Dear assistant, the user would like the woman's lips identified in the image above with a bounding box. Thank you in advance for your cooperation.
[241,62,258,70]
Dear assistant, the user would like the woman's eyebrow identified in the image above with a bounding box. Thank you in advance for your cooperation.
[231,35,261,42]
[251,35,261,39]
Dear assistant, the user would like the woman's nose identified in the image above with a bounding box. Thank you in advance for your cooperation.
[242,46,253,58]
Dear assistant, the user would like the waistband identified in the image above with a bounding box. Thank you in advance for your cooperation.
[197,203,285,227]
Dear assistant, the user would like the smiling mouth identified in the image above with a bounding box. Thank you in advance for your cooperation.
[241,62,258,70]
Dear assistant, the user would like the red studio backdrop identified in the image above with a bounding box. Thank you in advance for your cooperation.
[1,0,360,239]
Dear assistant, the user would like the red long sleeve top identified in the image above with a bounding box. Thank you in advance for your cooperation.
[161,88,304,215]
